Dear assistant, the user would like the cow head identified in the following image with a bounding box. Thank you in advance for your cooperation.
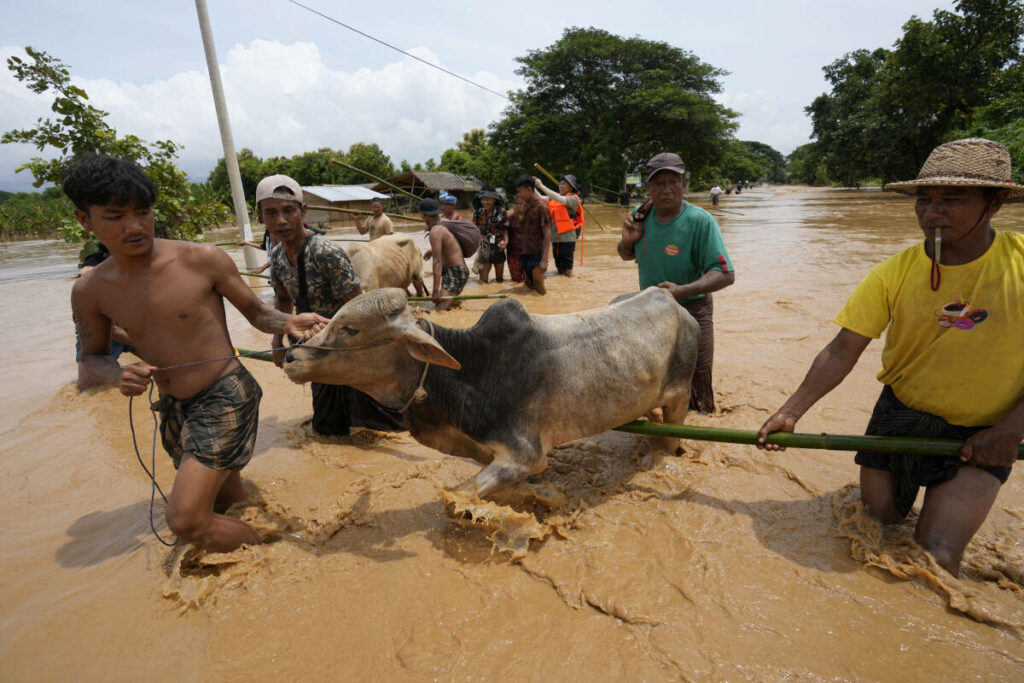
[282,288,460,407]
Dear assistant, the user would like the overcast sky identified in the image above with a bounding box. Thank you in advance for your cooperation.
[0,0,956,192]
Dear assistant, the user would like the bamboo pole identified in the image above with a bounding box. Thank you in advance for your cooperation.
[593,183,621,195]
[307,204,420,221]
[235,347,275,363]
[330,159,422,201]
[408,293,509,301]
[613,421,1024,459]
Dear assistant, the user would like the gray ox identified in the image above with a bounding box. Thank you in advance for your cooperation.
[345,234,425,296]
[283,287,699,498]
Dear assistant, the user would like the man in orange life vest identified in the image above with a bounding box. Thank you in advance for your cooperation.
[534,174,583,277]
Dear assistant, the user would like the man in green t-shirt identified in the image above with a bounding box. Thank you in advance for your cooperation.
[618,152,735,413]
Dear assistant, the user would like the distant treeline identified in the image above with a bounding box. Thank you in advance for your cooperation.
[4,27,809,244]
[789,0,1024,187]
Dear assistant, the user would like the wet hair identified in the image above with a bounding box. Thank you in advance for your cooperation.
[61,154,157,212]
[514,174,534,189]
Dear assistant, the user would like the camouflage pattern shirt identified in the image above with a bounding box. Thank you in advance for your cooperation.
[269,233,361,317]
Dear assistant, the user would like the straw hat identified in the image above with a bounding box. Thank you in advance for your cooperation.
[884,138,1024,201]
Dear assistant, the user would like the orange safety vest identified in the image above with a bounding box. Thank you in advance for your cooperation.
[547,192,584,234]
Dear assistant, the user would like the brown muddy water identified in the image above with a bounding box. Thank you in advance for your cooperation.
[1,187,1022,680]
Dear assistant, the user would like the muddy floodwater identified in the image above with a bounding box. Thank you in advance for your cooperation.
[2,187,1022,680]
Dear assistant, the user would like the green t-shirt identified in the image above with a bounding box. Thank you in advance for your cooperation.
[634,201,734,302]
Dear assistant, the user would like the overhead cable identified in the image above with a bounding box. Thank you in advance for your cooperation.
[285,0,511,101]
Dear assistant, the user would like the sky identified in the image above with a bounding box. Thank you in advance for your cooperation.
[0,0,958,193]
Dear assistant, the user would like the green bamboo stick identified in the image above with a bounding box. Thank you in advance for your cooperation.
[593,183,621,195]
[242,271,271,279]
[330,159,422,201]
[234,348,275,363]
[613,421,1024,459]
[308,204,419,221]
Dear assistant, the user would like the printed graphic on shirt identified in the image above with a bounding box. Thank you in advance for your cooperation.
[934,294,988,330]
[664,244,679,256]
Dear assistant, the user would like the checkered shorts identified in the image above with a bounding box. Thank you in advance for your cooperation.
[157,366,262,471]
[441,265,470,295]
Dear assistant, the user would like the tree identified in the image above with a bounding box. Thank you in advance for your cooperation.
[708,140,787,186]
[437,128,511,184]
[207,147,267,202]
[786,143,829,186]
[1,47,229,242]
[343,142,395,182]
[490,27,736,193]
[946,62,1024,183]
[806,0,1024,185]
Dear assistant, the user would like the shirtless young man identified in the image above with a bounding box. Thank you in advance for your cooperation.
[419,198,469,312]
[67,155,327,552]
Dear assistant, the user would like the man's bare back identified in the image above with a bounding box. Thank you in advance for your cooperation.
[428,224,467,269]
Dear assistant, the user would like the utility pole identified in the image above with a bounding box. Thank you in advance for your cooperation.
[195,0,260,268]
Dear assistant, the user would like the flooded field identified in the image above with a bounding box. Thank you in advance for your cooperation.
[1,186,1022,680]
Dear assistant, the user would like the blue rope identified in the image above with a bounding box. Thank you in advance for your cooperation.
[129,383,177,546]
[125,345,291,545]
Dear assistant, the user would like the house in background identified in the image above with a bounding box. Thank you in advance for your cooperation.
[371,171,482,210]
[301,185,390,226]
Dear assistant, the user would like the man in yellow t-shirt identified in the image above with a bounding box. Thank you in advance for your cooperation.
[756,138,1024,576]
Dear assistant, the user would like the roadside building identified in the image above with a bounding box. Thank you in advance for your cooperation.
[301,185,390,227]
[372,171,483,212]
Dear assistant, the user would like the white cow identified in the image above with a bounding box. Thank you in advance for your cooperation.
[345,234,424,296]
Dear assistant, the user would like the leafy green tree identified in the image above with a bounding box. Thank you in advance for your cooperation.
[343,142,395,182]
[1,47,229,242]
[786,143,829,186]
[704,140,786,187]
[945,62,1024,182]
[206,147,267,202]
[437,129,511,184]
[489,27,736,193]
[806,0,1024,185]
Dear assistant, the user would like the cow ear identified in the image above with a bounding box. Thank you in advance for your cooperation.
[402,325,461,370]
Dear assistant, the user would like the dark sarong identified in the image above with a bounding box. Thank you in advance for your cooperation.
[855,386,1012,517]
[311,383,403,436]
[682,295,715,413]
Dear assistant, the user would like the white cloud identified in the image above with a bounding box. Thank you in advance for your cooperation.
[717,89,814,156]
[1,41,517,190]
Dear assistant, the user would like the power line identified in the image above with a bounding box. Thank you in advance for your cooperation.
[285,0,511,101]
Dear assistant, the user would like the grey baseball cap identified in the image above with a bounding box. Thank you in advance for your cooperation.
[645,153,686,182]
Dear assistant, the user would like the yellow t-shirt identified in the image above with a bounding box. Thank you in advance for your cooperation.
[835,230,1024,426]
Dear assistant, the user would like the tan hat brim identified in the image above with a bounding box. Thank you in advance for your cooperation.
[884,177,1024,202]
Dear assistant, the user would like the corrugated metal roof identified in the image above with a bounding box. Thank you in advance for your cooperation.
[302,185,390,203]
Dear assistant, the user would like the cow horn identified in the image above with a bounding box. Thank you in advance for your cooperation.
[402,324,461,370]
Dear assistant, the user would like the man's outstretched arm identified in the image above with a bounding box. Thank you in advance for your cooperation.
[205,245,327,339]
[757,328,872,450]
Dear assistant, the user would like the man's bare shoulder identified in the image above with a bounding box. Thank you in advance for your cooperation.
[163,239,239,277]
